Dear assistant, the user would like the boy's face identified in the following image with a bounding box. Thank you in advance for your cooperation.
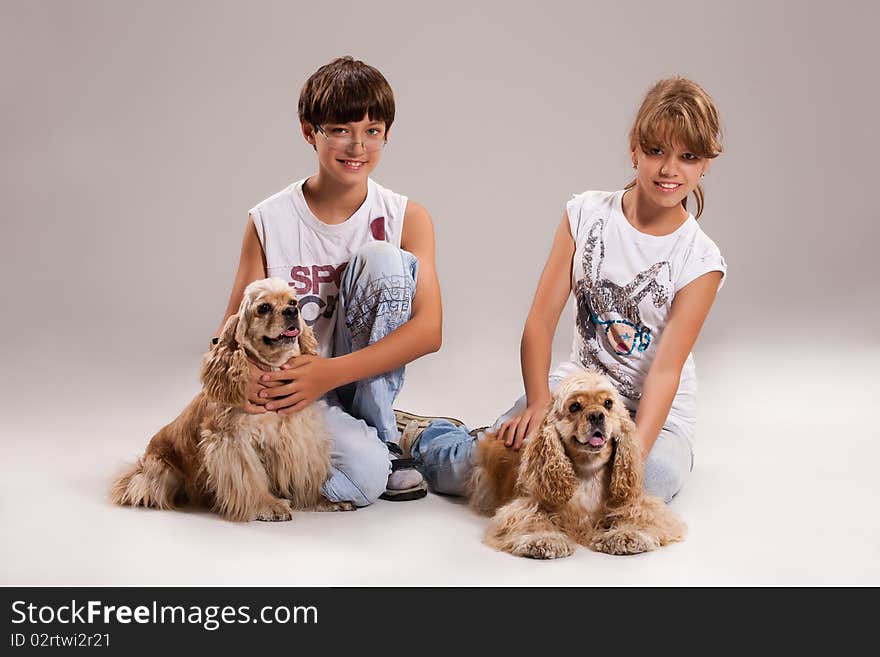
[302,114,388,184]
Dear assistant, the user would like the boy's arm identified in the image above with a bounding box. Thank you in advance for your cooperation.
[261,201,442,414]
[496,212,574,449]
[212,215,274,414]
[634,271,722,458]
[212,215,267,342]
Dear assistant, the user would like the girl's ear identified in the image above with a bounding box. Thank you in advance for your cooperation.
[200,314,249,406]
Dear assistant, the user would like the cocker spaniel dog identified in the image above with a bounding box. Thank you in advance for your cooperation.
[469,370,686,558]
[110,278,353,521]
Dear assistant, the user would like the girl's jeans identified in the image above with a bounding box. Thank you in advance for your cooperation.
[413,375,695,503]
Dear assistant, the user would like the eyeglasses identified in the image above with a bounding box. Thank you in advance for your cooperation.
[314,125,387,152]
[591,314,652,355]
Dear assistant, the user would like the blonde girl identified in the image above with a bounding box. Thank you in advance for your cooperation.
[407,77,727,502]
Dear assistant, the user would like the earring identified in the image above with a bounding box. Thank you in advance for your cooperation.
[701,173,705,179]
[632,163,637,170]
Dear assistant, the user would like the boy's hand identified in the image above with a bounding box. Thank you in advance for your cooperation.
[242,358,285,414]
[259,355,342,415]
[494,400,550,451]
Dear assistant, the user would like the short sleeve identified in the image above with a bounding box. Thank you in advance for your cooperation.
[248,207,265,250]
[566,194,584,238]
[676,242,728,292]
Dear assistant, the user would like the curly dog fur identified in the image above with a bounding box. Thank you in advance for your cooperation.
[110,278,353,521]
[469,370,686,558]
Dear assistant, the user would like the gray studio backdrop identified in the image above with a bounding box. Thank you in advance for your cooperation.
[1,0,878,422]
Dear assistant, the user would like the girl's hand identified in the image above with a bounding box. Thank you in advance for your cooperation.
[494,400,551,451]
[258,355,342,415]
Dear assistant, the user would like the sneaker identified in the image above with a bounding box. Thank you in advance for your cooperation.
[379,442,428,502]
[394,409,466,458]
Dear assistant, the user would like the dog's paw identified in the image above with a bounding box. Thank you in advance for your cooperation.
[591,529,660,555]
[311,497,356,512]
[255,498,294,522]
[510,534,575,560]
[326,500,356,512]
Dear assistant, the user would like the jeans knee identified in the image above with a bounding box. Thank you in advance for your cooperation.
[351,241,408,277]
[643,453,686,503]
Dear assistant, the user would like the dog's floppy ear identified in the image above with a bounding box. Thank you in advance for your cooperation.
[608,412,643,508]
[297,323,319,356]
[520,409,578,509]
[200,313,249,406]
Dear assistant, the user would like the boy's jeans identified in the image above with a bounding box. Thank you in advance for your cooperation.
[413,375,695,504]
[319,241,418,507]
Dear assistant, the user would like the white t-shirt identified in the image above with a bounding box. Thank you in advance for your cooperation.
[551,189,727,433]
[249,177,408,357]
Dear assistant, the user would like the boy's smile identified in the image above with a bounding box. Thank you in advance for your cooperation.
[305,114,387,183]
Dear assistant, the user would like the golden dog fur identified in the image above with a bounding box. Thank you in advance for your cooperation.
[110,278,353,521]
[469,370,686,558]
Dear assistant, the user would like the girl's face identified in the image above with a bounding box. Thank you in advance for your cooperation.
[302,114,388,185]
[631,140,711,213]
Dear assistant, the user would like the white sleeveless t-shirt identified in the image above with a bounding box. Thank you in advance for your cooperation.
[550,190,727,436]
[249,177,408,357]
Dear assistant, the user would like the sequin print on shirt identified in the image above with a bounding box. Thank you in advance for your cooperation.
[574,217,671,400]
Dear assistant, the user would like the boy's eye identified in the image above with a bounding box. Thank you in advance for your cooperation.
[367,128,383,136]
[330,127,349,135]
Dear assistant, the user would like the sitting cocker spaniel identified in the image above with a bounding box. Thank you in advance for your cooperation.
[110,278,353,521]
[469,370,686,558]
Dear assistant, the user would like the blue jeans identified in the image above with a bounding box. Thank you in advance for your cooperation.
[413,375,695,503]
[319,241,418,507]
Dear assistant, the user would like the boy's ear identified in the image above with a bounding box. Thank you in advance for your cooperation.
[301,120,317,148]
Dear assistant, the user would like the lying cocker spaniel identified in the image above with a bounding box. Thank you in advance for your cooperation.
[110,278,353,521]
[469,370,686,558]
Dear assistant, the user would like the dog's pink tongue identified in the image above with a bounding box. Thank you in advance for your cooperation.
[282,328,300,337]
[589,434,606,446]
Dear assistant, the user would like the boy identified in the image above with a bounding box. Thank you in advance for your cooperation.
[213,56,448,505]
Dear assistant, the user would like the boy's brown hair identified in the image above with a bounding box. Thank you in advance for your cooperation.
[298,56,395,130]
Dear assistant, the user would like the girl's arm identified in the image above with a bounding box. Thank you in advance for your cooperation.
[496,212,575,450]
[634,270,723,458]
[261,201,442,414]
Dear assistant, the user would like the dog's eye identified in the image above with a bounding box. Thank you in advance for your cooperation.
[568,402,582,413]
[257,303,272,315]
[604,399,613,409]
[288,300,297,306]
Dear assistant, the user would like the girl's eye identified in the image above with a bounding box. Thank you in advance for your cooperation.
[682,152,698,161]
[647,147,663,156]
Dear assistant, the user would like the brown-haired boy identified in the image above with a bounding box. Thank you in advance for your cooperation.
[213,56,449,504]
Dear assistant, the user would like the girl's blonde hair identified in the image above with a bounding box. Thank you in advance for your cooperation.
[626,77,722,218]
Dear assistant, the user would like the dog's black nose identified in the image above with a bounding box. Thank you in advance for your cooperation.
[588,412,604,426]
[282,306,299,318]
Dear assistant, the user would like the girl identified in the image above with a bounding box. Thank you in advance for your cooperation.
[406,77,727,503]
